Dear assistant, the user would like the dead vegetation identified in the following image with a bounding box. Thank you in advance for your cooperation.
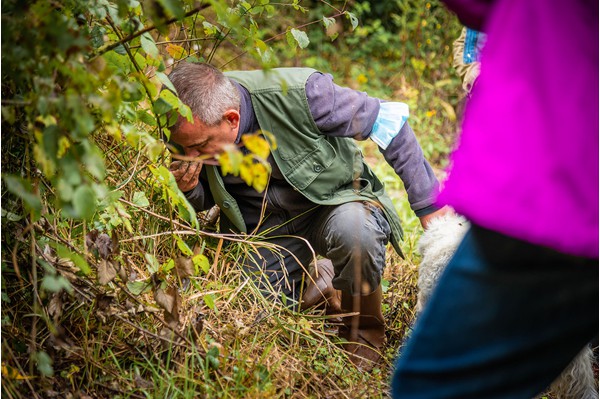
[1,133,423,399]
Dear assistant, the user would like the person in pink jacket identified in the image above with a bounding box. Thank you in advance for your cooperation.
[392,0,598,397]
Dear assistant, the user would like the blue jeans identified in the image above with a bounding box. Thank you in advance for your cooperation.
[392,224,598,399]
[242,201,391,302]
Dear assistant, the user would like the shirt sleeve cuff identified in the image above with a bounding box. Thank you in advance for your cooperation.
[414,204,441,218]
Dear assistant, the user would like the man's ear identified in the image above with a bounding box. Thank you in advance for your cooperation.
[223,109,240,130]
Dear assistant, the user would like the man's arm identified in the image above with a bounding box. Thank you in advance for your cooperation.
[306,72,449,227]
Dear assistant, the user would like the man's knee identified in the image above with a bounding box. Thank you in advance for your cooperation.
[323,202,391,293]
[326,202,390,252]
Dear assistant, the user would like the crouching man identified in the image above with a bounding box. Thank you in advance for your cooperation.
[166,62,449,369]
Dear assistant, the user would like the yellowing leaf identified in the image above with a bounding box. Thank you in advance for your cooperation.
[218,146,243,176]
[166,43,186,60]
[251,162,269,193]
[2,363,34,380]
[192,254,210,274]
[438,99,456,122]
[242,134,271,159]
[57,136,71,158]
[239,158,253,186]
[255,39,268,53]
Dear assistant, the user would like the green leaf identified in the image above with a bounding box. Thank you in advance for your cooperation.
[156,0,185,20]
[175,236,193,256]
[322,16,335,29]
[2,175,42,217]
[290,28,309,49]
[127,279,153,295]
[99,190,123,208]
[41,274,73,294]
[192,254,210,274]
[153,97,172,116]
[136,110,158,127]
[35,351,54,377]
[82,147,106,180]
[203,293,216,311]
[1,207,23,222]
[144,253,160,274]
[122,81,145,102]
[156,71,176,94]
[156,88,182,115]
[140,33,159,59]
[54,243,92,276]
[103,51,131,75]
[73,185,97,220]
[345,11,359,30]
[162,258,175,273]
[177,103,193,123]
[132,191,150,207]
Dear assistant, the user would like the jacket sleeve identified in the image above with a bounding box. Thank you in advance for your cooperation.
[379,122,440,216]
[453,27,482,93]
[305,72,379,140]
[306,72,440,216]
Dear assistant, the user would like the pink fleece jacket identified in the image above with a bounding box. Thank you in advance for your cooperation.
[438,0,599,258]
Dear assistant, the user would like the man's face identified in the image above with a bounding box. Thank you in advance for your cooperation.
[171,113,239,160]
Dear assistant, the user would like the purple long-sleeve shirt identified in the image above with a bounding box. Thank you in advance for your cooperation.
[438,0,599,258]
[186,72,439,233]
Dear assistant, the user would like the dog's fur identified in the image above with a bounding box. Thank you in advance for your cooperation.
[416,213,598,399]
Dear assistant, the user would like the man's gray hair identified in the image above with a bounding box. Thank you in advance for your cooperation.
[168,62,240,126]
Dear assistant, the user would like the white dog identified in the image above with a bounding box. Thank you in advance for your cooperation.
[416,213,598,399]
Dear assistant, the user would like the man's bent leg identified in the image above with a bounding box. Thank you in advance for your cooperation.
[242,235,315,306]
[392,225,599,399]
[309,202,392,369]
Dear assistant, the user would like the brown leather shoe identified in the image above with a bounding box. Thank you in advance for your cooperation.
[300,259,342,315]
[339,286,386,371]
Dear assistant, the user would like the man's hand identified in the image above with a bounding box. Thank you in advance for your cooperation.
[170,160,202,193]
[419,206,454,230]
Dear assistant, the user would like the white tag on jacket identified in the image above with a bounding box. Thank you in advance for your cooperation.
[370,102,409,150]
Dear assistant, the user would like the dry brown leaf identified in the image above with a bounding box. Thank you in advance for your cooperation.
[95,233,113,260]
[204,205,220,225]
[47,293,63,321]
[174,256,194,278]
[154,286,176,314]
[190,312,204,342]
[134,373,153,389]
[97,259,117,285]
[159,286,181,329]
[110,230,119,256]
[117,262,128,282]
[85,230,98,250]
[96,293,114,311]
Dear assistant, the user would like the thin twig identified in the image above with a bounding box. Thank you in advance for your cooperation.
[87,4,211,62]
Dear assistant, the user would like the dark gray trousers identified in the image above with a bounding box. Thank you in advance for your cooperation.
[242,201,392,303]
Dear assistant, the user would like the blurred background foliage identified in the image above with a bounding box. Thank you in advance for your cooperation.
[1,0,463,397]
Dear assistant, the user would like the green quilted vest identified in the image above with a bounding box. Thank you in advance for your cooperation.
[204,68,403,254]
